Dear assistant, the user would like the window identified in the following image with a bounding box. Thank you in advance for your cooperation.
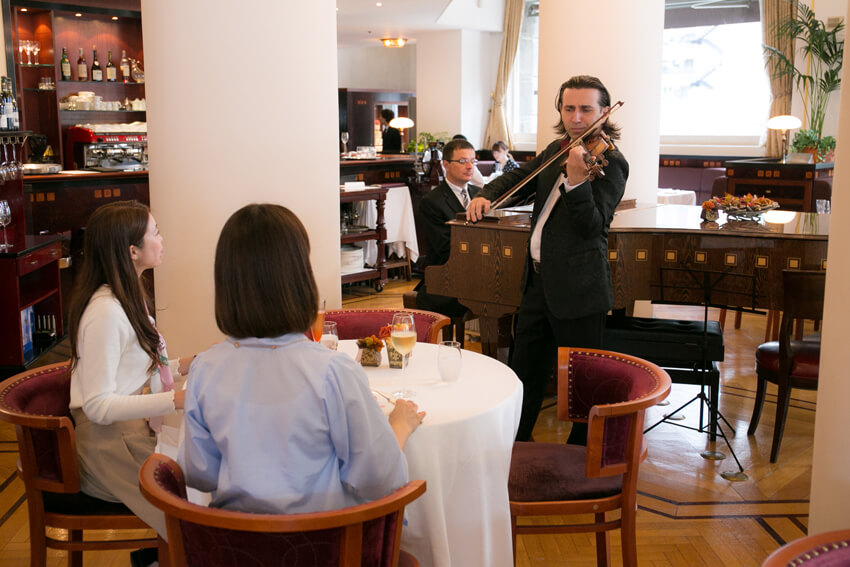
[661,0,771,150]
[505,0,538,148]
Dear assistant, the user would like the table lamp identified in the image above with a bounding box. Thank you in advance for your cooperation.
[389,116,415,154]
[766,115,802,164]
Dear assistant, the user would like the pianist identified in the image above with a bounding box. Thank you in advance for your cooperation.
[466,75,628,443]
[415,138,482,318]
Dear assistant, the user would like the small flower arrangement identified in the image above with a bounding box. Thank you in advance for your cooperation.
[355,335,383,367]
[379,325,404,369]
[702,193,778,221]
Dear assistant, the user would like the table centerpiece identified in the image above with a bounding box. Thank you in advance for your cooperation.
[379,325,404,369]
[355,335,384,367]
[702,193,778,222]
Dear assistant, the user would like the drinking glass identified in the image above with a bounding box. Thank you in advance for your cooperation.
[341,131,349,153]
[816,199,831,214]
[31,40,40,64]
[0,200,12,251]
[437,341,462,383]
[310,309,326,342]
[390,313,417,398]
[321,321,338,350]
[24,40,33,65]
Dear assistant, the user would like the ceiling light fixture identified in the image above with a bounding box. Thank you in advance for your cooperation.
[381,37,407,48]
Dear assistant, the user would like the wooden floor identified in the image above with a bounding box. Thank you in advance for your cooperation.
[0,275,814,566]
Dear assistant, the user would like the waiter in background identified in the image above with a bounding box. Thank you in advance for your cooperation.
[467,75,628,443]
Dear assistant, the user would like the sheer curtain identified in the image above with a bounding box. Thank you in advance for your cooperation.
[483,0,524,149]
[762,0,795,157]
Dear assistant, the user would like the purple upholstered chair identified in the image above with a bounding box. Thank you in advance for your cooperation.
[0,362,158,567]
[509,348,671,567]
[762,529,850,566]
[324,308,450,344]
[139,454,425,567]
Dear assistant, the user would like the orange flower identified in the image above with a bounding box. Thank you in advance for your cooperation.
[702,200,716,210]
[378,325,392,340]
[356,335,384,351]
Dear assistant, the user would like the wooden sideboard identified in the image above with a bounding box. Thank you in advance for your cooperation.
[725,158,833,212]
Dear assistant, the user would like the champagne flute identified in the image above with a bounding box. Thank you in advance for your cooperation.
[390,313,417,398]
[31,40,40,65]
[0,200,12,251]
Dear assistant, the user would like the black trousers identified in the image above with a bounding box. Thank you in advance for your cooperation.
[510,267,605,442]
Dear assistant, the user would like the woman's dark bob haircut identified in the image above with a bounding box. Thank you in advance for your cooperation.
[214,204,319,338]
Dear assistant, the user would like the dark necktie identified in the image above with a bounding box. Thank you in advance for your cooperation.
[461,188,470,208]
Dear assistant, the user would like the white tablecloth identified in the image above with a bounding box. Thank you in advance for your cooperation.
[340,340,522,567]
[657,188,697,205]
[353,185,420,265]
[157,344,521,567]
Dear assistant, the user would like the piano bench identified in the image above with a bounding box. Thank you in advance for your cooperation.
[602,315,724,439]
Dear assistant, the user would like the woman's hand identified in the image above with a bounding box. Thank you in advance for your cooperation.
[173,389,186,410]
[388,398,425,449]
[177,356,195,376]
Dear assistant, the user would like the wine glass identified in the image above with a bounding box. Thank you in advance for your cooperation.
[31,40,40,65]
[390,313,417,398]
[341,131,349,153]
[0,200,12,251]
[24,40,33,65]
[321,321,338,350]
[310,309,325,342]
[437,341,462,383]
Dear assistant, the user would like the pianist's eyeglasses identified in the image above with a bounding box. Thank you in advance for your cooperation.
[445,158,478,165]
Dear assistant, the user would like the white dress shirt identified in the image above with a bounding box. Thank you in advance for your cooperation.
[529,173,579,262]
[446,178,471,209]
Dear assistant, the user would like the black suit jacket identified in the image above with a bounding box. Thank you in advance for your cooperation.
[480,139,628,320]
[415,181,480,316]
[381,126,402,153]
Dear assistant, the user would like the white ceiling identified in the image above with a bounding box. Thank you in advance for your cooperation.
[336,0,503,47]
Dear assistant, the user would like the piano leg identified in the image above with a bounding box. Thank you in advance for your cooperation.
[478,315,514,365]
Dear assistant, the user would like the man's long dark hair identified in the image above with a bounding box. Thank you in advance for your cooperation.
[554,75,621,140]
[68,201,160,372]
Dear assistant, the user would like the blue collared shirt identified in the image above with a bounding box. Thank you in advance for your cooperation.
[179,333,408,514]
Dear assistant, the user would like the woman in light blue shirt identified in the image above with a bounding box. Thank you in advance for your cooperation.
[179,204,424,514]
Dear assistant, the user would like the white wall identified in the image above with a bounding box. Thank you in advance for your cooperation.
[537,0,664,204]
[414,29,501,148]
[807,0,850,534]
[338,45,416,91]
[141,0,341,356]
[438,0,505,31]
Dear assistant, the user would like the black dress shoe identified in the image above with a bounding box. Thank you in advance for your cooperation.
[130,547,158,567]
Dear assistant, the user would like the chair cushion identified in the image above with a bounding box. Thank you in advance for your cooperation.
[43,490,136,516]
[509,442,622,502]
[756,341,820,381]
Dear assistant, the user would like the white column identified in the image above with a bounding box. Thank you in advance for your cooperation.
[140,0,341,356]
[537,0,664,204]
[807,0,850,534]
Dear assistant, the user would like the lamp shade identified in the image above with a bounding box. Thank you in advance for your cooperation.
[389,117,414,129]
[766,115,802,131]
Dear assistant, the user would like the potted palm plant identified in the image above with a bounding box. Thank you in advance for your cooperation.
[764,2,843,162]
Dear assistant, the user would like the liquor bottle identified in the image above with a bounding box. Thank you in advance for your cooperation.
[77,48,87,81]
[8,78,19,130]
[60,47,72,81]
[120,50,130,83]
[0,78,7,132]
[106,50,117,81]
[91,47,102,82]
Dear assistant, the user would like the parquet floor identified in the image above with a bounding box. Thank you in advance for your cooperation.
[0,276,815,566]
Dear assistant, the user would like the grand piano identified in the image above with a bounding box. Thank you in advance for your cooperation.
[425,204,829,357]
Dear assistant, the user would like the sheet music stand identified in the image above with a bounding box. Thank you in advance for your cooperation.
[643,265,759,481]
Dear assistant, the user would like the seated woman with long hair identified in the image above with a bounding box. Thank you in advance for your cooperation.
[68,200,188,566]
[179,203,423,513]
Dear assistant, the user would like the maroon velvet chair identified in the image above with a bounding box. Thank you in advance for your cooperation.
[762,528,850,566]
[748,270,825,463]
[324,308,450,344]
[0,362,159,567]
[139,454,425,567]
[509,348,671,567]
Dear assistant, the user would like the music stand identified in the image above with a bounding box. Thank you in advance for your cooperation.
[643,265,758,481]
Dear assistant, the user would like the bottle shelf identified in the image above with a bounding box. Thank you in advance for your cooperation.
[57,80,143,85]
[23,88,56,93]
[59,109,145,114]
[16,63,55,68]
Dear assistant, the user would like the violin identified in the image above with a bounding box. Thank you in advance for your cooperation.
[489,101,623,211]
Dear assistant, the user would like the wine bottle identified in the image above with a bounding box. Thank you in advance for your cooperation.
[9,78,19,130]
[106,50,117,81]
[120,50,130,83]
[60,47,71,81]
[91,47,102,82]
[77,48,87,81]
[0,78,7,132]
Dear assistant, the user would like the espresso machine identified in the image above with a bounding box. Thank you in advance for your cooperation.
[64,124,148,172]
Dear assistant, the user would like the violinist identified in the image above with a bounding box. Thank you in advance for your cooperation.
[466,75,628,444]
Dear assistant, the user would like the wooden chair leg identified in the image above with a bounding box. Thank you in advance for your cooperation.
[748,375,768,435]
[794,318,804,341]
[765,310,781,342]
[511,514,518,567]
[734,310,743,329]
[26,497,47,567]
[718,308,727,332]
[158,536,171,567]
[594,512,611,567]
[770,381,793,463]
[620,505,639,567]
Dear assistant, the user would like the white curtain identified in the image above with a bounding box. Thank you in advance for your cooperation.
[483,0,524,149]
[762,0,795,157]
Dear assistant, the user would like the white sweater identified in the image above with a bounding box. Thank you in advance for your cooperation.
[70,286,175,425]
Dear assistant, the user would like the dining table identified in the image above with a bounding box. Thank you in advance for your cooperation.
[157,341,522,567]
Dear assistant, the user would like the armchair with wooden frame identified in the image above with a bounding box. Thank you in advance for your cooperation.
[139,453,426,567]
[0,362,159,567]
[748,269,825,463]
[508,348,671,567]
[324,308,450,344]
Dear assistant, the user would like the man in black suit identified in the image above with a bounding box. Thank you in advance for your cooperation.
[415,139,480,318]
[467,75,628,443]
[380,109,402,153]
